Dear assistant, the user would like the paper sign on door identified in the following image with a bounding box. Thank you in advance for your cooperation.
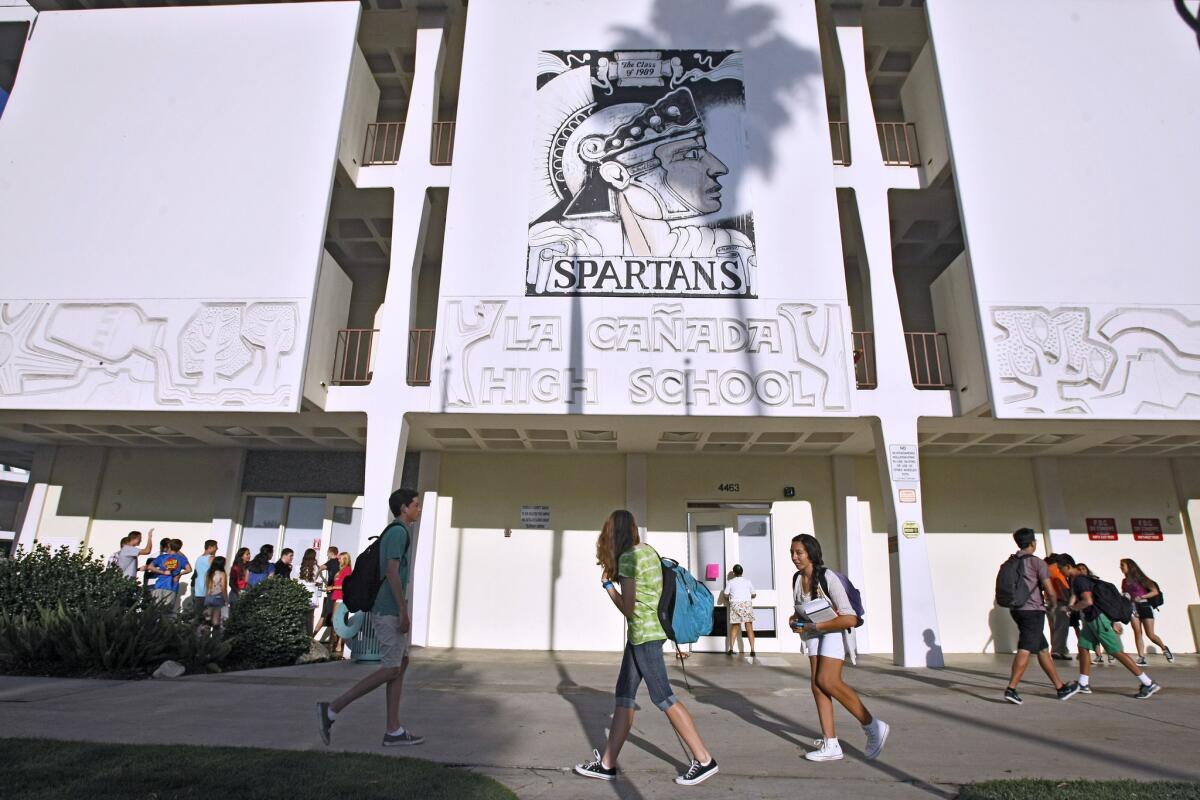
[705,563,720,581]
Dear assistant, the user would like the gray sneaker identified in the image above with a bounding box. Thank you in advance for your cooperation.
[1135,682,1161,700]
[316,702,334,746]
[1078,684,1092,694]
[382,729,425,746]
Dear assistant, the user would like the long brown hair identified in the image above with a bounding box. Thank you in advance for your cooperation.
[1120,558,1155,592]
[596,510,640,580]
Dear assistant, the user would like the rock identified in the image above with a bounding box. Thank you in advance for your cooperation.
[152,660,186,679]
[297,640,330,665]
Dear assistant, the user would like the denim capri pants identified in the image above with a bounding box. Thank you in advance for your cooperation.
[615,639,677,711]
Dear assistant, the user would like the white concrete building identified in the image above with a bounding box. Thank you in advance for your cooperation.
[1,0,1198,665]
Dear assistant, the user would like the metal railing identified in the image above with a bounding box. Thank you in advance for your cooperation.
[905,331,953,389]
[331,329,377,386]
[830,121,851,166]
[431,121,456,166]
[362,123,404,166]
[408,328,435,386]
[851,331,876,389]
[877,122,920,167]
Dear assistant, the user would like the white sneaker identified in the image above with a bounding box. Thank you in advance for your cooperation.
[864,719,890,760]
[805,738,844,762]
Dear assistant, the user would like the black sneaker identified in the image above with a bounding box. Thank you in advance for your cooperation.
[382,729,425,746]
[574,749,616,781]
[1056,681,1081,701]
[1135,682,1161,700]
[675,758,719,786]
[316,702,334,746]
[1004,687,1023,705]
[1165,649,1175,663]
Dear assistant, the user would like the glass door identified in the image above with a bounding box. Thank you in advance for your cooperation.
[686,505,776,653]
[238,494,362,571]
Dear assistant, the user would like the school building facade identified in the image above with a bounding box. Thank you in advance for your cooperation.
[1,0,1198,665]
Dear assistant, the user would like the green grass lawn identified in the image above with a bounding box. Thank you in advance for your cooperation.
[959,780,1200,799]
[3,738,517,800]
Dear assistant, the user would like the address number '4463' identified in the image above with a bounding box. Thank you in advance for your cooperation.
[718,483,741,493]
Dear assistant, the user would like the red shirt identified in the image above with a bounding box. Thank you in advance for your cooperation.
[332,566,351,601]
[230,563,248,591]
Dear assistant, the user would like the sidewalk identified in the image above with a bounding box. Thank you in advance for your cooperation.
[2,648,1198,799]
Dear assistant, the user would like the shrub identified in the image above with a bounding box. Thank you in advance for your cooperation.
[226,578,312,669]
[0,545,145,617]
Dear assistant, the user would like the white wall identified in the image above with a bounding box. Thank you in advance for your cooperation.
[426,0,855,418]
[927,0,1200,420]
[0,3,361,412]
[303,251,354,409]
[931,252,987,414]
[337,45,381,185]
[899,43,949,181]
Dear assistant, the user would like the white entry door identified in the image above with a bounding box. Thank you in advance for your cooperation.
[687,505,777,652]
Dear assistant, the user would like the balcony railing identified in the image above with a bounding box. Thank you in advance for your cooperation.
[852,331,876,389]
[408,328,435,386]
[431,121,456,166]
[906,331,953,389]
[877,122,920,167]
[331,329,377,386]
[830,121,850,166]
[362,123,404,166]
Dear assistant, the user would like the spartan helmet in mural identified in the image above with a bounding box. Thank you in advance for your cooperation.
[561,87,729,223]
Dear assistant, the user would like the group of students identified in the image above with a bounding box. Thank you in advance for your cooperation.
[111,530,357,641]
[1000,527,1173,706]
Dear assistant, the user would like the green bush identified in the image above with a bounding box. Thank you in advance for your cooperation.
[0,601,226,678]
[0,545,146,616]
[226,578,312,669]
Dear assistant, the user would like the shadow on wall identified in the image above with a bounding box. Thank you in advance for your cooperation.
[922,627,943,668]
[984,604,1018,655]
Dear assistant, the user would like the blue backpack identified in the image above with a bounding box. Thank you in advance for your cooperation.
[793,568,866,627]
[657,556,715,645]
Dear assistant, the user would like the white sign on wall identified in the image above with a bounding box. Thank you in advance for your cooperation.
[520,505,551,529]
[889,445,919,483]
[528,49,756,297]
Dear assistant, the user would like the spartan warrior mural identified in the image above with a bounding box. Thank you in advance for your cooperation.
[529,50,757,297]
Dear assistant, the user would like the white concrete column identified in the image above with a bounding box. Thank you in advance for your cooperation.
[872,415,942,667]
[207,449,246,555]
[626,454,648,532]
[13,446,55,552]
[833,455,870,653]
[1169,458,1200,610]
[1033,457,1072,555]
[410,450,441,647]
[358,413,411,555]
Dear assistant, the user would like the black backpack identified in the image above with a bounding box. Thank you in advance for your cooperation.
[1090,578,1133,624]
[342,522,407,613]
[995,554,1034,608]
[1148,588,1165,609]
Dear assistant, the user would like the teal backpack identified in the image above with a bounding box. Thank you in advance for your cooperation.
[656,556,715,646]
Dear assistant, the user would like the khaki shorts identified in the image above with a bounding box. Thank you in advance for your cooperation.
[373,614,410,668]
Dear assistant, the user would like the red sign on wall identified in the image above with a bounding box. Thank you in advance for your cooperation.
[1086,517,1118,541]
[1131,518,1164,541]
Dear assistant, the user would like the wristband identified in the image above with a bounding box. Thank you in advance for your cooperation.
[602,580,615,590]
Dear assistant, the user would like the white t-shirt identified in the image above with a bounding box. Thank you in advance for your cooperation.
[726,576,755,603]
[118,545,142,579]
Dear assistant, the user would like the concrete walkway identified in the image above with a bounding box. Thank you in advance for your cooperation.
[1,648,1198,799]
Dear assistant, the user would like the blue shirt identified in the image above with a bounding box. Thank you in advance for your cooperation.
[373,521,410,616]
[193,554,213,596]
[152,553,190,592]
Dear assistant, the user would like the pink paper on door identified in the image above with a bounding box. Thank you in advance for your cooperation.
[705,563,720,581]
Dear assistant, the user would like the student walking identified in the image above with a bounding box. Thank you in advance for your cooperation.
[789,533,888,763]
[327,551,352,656]
[1060,555,1161,698]
[274,547,295,580]
[148,539,192,619]
[995,529,1080,705]
[725,564,757,657]
[1120,558,1174,665]
[204,556,228,629]
[1076,563,1112,665]
[314,546,340,643]
[1044,554,1073,660]
[317,489,423,748]
[246,546,275,587]
[229,547,250,604]
[116,529,154,580]
[574,510,718,787]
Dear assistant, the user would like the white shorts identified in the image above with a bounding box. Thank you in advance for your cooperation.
[373,614,411,668]
[804,631,846,661]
